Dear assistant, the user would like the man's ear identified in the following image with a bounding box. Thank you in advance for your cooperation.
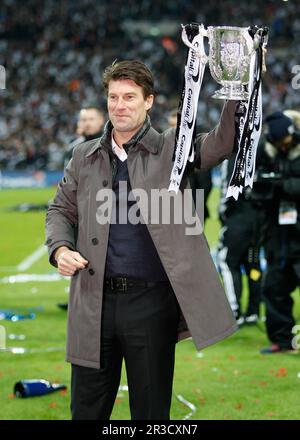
[145,94,154,111]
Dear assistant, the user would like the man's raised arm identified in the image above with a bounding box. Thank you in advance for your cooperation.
[195,100,239,170]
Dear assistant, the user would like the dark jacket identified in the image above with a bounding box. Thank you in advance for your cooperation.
[252,137,300,261]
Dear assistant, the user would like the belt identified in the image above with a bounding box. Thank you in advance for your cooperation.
[104,277,169,292]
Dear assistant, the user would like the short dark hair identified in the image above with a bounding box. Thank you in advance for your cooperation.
[81,105,104,115]
[265,111,294,143]
[102,60,154,98]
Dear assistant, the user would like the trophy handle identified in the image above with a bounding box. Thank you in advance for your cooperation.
[181,24,208,64]
[244,28,256,54]
[247,26,269,53]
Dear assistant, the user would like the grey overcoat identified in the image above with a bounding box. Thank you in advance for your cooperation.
[46,100,238,369]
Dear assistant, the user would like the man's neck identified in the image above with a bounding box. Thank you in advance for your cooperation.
[112,124,144,148]
[113,129,136,148]
[112,131,131,148]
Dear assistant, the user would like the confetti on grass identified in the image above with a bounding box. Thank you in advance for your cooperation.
[115,385,197,419]
[275,368,288,377]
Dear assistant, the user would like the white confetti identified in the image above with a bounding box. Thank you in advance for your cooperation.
[196,351,204,358]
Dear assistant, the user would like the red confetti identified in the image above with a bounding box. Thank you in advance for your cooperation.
[49,402,57,409]
[59,390,67,397]
[197,396,206,406]
[275,368,288,377]
[266,412,276,417]
[228,355,236,361]
[54,365,63,371]
[235,403,243,410]
[115,398,122,405]
[8,393,15,399]
[260,381,268,387]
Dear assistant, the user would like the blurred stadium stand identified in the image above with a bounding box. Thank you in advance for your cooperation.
[0,0,299,173]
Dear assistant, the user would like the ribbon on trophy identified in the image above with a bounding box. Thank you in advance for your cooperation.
[226,26,268,199]
[168,24,207,193]
[169,24,268,200]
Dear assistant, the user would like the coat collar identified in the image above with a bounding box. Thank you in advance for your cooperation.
[136,125,161,154]
[85,115,160,157]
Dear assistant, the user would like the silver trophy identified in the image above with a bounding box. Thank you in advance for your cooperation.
[182,25,268,100]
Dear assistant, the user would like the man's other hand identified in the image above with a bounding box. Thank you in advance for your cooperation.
[55,247,89,276]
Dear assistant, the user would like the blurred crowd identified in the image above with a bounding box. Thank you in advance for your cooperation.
[0,0,300,170]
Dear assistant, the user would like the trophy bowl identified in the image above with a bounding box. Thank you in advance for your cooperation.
[206,26,254,100]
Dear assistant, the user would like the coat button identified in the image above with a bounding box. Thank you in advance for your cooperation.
[88,268,95,276]
[46,238,52,244]
[91,238,98,245]
[102,180,108,187]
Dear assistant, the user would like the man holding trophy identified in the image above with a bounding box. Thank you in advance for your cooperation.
[46,24,267,420]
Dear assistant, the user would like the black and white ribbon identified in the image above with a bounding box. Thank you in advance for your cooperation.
[226,27,268,199]
[168,24,207,193]
[169,24,268,200]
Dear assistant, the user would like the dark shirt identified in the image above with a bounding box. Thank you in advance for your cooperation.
[105,155,169,281]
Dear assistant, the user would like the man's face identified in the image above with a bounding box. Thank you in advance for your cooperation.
[168,115,177,129]
[274,134,293,154]
[76,119,85,136]
[79,109,104,136]
[107,79,153,136]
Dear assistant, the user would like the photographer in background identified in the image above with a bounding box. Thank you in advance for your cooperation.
[217,158,262,327]
[253,110,300,353]
[63,106,105,167]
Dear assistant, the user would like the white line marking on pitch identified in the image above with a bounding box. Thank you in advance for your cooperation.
[0,273,68,283]
[16,245,47,271]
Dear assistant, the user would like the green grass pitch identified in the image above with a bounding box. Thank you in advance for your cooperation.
[0,188,299,420]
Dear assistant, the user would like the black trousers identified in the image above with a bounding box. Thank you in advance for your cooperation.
[262,261,300,348]
[71,282,180,420]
